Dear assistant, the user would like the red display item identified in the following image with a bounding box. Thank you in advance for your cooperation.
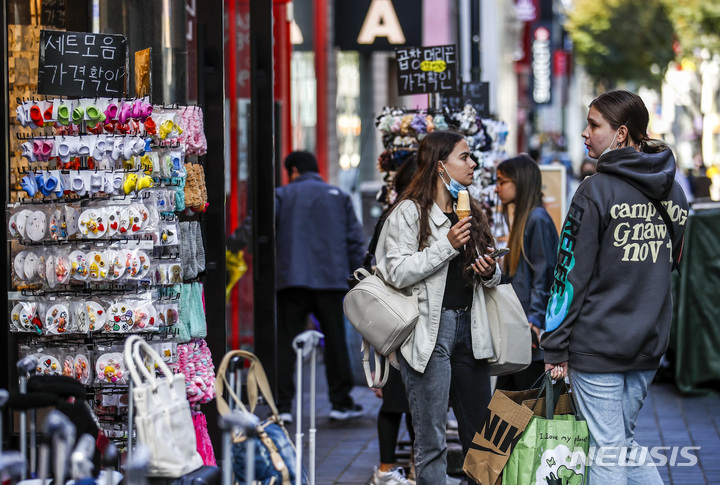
[63,157,81,171]
[87,123,104,135]
[144,116,157,135]
[30,105,45,127]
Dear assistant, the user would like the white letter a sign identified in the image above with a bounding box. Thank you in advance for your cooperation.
[357,0,406,45]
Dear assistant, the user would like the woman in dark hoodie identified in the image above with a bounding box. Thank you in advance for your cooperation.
[541,90,689,484]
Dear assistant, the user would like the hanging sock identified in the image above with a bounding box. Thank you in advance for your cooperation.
[179,221,193,280]
[195,221,206,274]
[190,282,207,339]
[176,283,192,343]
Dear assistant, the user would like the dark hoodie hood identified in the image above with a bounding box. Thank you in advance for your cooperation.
[596,146,676,200]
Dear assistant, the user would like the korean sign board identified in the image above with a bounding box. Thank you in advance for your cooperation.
[395,45,459,96]
[442,82,490,118]
[38,30,128,97]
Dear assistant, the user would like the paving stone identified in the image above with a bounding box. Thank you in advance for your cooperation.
[287,358,720,484]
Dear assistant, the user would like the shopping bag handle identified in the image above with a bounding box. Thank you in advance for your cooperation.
[123,335,178,392]
[532,370,582,420]
[215,350,280,419]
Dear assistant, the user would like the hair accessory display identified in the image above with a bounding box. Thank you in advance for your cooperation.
[23,252,41,282]
[78,209,107,237]
[37,355,62,375]
[25,210,47,241]
[44,303,70,334]
[10,94,209,449]
[171,339,216,404]
[177,107,208,155]
[105,302,129,332]
[96,353,125,384]
[87,250,108,280]
[75,353,92,384]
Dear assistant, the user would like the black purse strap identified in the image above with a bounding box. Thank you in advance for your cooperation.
[648,198,681,274]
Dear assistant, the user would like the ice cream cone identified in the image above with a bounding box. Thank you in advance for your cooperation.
[456,189,471,220]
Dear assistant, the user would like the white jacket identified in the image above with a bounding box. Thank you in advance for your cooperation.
[375,199,501,373]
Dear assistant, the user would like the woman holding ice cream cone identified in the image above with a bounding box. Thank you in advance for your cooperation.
[373,130,501,485]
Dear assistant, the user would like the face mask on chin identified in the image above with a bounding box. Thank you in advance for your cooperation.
[600,127,622,158]
[599,120,630,158]
[439,161,466,199]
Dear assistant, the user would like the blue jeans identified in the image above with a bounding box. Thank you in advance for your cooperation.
[399,308,491,485]
[570,369,663,485]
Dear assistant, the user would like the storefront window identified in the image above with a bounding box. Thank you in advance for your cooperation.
[96,0,189,105]
[336,51,361,194]
[291,51,316,153]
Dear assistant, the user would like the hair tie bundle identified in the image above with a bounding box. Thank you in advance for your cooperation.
[178,107,208,156]
[170,339,216,404]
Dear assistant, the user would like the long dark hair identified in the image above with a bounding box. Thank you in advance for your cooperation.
[496,155,544,276]
[392,131,494,284]
[589,90,668,154]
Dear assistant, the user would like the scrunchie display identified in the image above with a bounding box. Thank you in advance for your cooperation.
[193,411,217,466]
[177,107,208,156]
[170,339,216,404]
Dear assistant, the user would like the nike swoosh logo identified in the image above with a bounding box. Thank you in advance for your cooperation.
[468,442,505,457]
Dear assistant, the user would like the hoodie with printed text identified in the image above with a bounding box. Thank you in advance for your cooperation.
[541,146,689,373]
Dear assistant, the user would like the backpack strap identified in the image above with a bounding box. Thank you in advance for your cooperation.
[361,339,390,388]
[648,198,682,275]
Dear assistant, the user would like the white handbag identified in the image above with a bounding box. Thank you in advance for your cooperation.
[343,268,419,388]
[123,335,204,477]
[484,284,532,376]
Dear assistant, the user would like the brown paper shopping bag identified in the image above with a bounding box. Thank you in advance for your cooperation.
[463,389,534,485]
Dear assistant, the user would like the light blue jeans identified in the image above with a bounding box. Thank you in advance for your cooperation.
[399,308,491,485]
[570,368,663,485]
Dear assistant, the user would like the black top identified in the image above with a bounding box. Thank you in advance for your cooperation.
[441,211,474,309]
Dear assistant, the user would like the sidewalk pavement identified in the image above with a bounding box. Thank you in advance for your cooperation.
[283,357,720,485]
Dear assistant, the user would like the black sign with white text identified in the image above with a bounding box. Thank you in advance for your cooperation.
[41,0,66,29]
[334,0,421,52]
[395,45,459,96]
[442,82,490,117]
[38,30,128,97]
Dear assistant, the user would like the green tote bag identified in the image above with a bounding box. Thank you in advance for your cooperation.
[503,375,589,485]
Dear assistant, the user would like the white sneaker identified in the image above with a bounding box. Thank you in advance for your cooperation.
[371,467,414,485]
[445,475,462,485]
[329,403,364,421]
[279,412,293,424]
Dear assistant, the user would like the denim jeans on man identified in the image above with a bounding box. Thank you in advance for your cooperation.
[400,308,491,485]
[570,369,663,485]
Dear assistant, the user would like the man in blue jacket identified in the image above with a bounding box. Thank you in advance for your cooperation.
[276,151,366,422]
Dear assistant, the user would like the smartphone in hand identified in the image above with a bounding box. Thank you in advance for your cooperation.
[487,247,510,260]
[465,247,509,272]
